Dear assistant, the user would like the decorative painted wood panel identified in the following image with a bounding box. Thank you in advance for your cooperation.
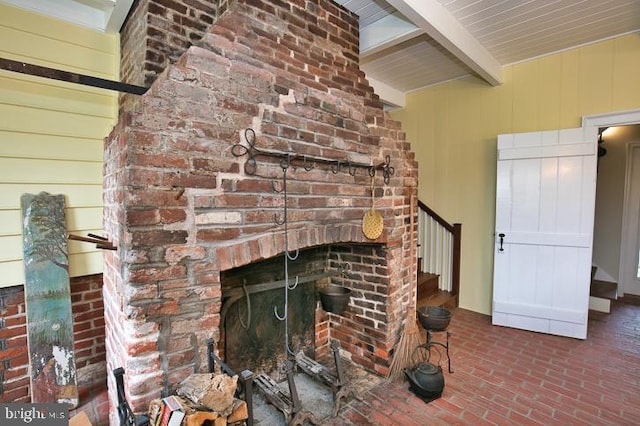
[21,192,78,406]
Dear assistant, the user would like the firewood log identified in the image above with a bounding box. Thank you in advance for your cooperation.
[227,399,248,423]
[184,411,218,426]
[176,373,238,416]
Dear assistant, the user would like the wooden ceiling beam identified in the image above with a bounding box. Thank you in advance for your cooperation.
[385,0,503,86]
[359,12,423,58]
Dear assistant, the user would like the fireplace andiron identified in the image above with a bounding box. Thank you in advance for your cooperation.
[295,340,358,417]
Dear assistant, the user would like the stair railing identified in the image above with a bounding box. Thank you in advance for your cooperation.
[417,200,461,298]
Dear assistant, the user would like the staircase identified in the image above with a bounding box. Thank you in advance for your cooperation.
[416,200,460,310]
[589,266,618,313]
[416,269,457,309]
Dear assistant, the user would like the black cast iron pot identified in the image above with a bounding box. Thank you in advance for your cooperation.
[417,306,452,331]
[404,362,445,401]
[319,285,351,314]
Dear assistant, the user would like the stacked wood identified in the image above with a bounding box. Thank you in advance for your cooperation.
[149,373,249,426]
[177,373,238,415]
[182,398,247,426]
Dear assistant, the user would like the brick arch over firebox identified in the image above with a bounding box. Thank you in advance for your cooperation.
[214,222,389,272]
[104,0,417,417]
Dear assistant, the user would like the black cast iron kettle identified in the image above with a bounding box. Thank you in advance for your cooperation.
[403,361,445,402]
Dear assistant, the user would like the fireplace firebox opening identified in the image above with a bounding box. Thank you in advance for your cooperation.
[219,243,388,378]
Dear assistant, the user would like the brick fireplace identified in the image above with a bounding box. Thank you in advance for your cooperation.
[103,0,417,420]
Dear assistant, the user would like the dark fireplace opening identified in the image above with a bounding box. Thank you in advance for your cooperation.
[220,246,332,375]
[219,243,390,378]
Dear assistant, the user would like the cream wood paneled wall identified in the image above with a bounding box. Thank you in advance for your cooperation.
[391,33,640,315]
[0,4,118,287]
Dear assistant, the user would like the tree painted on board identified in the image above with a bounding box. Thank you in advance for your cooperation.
[22,193,69,271]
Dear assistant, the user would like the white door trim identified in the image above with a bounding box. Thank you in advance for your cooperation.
[582,108,640,297]
[582,109,640,128]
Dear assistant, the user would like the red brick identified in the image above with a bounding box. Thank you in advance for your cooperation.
[159,208,186,224]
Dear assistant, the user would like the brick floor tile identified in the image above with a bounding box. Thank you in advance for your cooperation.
[75,299,640,425]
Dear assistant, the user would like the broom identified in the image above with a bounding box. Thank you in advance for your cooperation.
[387,193,425,379]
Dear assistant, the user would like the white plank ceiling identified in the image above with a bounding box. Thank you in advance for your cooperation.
[4,0,640,107]
[337,0,640,106]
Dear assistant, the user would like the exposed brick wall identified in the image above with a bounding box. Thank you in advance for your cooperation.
[0,287,28,403]
[0,275,107,403]
[326,245,392,370]
[104,0,418,418]
[119,0,221,111]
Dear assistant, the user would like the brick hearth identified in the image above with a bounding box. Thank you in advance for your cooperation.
[103,0,417,420]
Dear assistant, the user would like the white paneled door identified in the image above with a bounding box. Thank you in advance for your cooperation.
[492,127,598,339]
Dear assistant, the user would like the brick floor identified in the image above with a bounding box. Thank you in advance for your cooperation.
[72,297,640,425]
[331,297,640,425]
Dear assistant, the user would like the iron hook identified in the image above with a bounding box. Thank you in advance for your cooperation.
[287,275,299,290]
[348,161,357,176]
[303,155,315,171]
[286,248,300,261]
[274,305,286,321]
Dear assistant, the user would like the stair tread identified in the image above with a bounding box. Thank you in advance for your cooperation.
[590,280,617,299]
[418,272,439,279]
[417,290,456,309]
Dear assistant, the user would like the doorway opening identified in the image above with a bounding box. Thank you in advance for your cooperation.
[584,111,640,299]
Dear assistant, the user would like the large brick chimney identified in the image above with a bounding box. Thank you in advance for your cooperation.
[104,0,417,420]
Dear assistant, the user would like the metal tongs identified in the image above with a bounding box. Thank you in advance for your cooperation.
[68,233,116,250]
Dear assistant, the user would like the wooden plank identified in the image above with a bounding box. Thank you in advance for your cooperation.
[65,208,104,231]
[0,103,116,139]
[493,300,585,324]
[0,3,116,54]
[0,27,117,76]
[0,131,103,162]
[0,234,22,262]
[0,260,24,286]
[0,207,104,235]
[0,184,103,209]
[0,158,102,185]
[21,191,78,406]
[498,142,595,160]
[68,251,104,277]
[503,232,592,248]
[0,210,20,236]
[0,75,116,118]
